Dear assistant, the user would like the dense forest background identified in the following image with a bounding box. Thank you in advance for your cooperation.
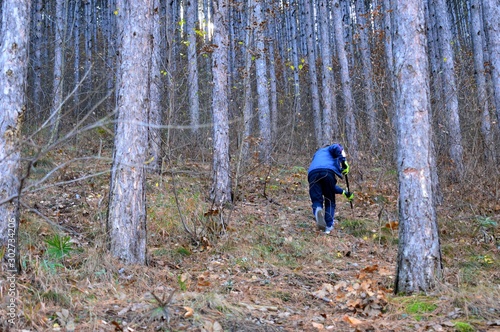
[17,0,500,165]
[1,0,499,330]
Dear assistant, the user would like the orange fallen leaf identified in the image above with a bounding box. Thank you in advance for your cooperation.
[183,306,194,318]
[342,315,363,327]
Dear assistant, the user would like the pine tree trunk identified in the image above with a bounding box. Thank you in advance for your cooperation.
[253,0,271,164]
[392,0,442,294]
[332,1,358,158]
[107,0,153,265]
[186,0,200,134]
[483,0,500,135]
[432,0,464,178]
[0,0,31,274]
[49,0,65,144]
[471,0,495,163]
[355,0,377,149]
[304,0,322,146]
[211,0,232,206]
[149,0,164,172]
[319,0,338,143]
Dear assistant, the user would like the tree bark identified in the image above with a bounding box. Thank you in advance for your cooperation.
[392,0,442,294]
[253,0,271,164]
[319,0,338,144]
[211,0,232,206]
[432,0,465,178]
[186,0,200,134]
[0,0,31,274]
[483,0,500,135]
[471,0,495,163]
[107,0,153,265]
[304,0,322,147]
[332,1,358,158]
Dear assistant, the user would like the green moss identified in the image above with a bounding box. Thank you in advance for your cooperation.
[453,321,475,332]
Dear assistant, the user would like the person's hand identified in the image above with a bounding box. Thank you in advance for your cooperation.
[341,161,350,175]
[342,190,354,201]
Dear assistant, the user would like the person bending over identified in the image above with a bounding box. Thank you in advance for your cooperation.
[307,143,354,234]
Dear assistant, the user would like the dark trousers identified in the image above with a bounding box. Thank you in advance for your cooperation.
[308,169,342,227]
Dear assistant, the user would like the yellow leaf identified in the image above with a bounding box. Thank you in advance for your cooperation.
[113,9,119,15]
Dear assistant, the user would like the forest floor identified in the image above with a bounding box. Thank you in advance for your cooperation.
[1,133,500,332]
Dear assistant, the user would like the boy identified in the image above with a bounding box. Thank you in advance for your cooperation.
[307,143,354,234]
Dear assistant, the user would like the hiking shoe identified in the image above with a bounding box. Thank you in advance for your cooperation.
[315,208,326,231]
[324,225,334,234]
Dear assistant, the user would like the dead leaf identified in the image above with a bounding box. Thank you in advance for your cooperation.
[312,322,324,330]
[361,264,378,273]
[183,306,194,318]
[342,315,363,327]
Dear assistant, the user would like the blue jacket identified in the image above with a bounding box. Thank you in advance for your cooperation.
[307,144,346,178]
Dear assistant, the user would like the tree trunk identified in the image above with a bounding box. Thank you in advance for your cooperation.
[49,0,65,144]
[32,0,44,120]
[253,0,271,164]
[149,0,164,172]
[0,0,31,274]
[211,0,232,206]
[186,0,200,134]
[355,0,377,150]
[432,0,464,178]
[483,0,500,135]
[107,0,153,265]
[392,0,442,294]
[304,0,322,147]
[332,1,358,158]
[319,0,338,144]
[471,0,495,163]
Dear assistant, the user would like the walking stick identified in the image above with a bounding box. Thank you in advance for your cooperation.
[345,174,353,210]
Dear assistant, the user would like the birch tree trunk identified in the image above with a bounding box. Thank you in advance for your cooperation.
[392,0,442,294]
[253,0,271,164]
[471,0,495,163]
[0,0,31,274]
[332,1,358,158]
[483,0,500,135]
[432,0,464,178]
[186,0,200,134]
[319,0,338,143]
[304,0,322,146]
[107,0,153,265]
[211,0,232,206]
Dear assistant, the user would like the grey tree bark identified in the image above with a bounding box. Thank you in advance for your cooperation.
[471,0,495,163]
[332,1,358,158]
[73,1,81,118]
[392,0,442,294]
[432,0,464,177]
[0,0,31,273]
[107,0,153,265]
[49,0,66,144]
[186,0,200,134]
[355,0,377,149]
[242,1,254,160]
[319,0,338,144]
[211,0,232,206]
[149,0,164,172]
[253,0,271,164]
[304,0,322,146]
[32,0,44,119]
[483,0,500,135]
